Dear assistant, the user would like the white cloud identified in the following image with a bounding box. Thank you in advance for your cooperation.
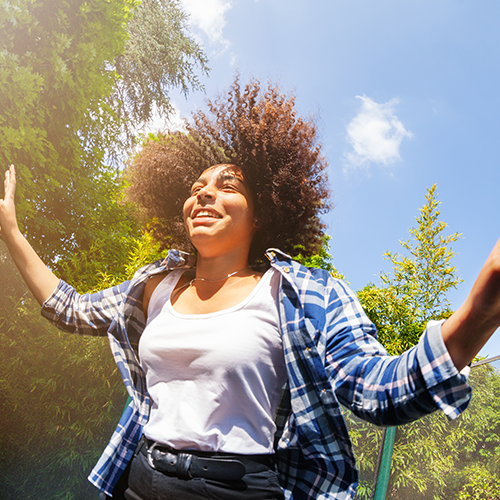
[344,95,413,170]
[140,102,187,136]
[180,0,232,51]
[121,103,187,165]
[125,103,186,160]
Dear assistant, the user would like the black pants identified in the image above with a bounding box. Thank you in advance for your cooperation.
[122,449,285,500]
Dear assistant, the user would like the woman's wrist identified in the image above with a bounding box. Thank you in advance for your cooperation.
[442,299,498,371]
[1,223,23,246]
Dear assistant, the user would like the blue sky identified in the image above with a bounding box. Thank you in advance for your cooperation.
[148,0,500,365]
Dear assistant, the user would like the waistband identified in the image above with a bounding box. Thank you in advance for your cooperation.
[136,436,276,481]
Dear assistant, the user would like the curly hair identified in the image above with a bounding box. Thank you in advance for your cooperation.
[125,77,330,263]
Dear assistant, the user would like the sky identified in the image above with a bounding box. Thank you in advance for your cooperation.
[149,0,500,367]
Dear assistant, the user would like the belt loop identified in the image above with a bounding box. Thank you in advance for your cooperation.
[176,453,193,479]
[134,435,146,458]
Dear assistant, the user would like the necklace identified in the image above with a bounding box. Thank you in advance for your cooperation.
[170,266,250,300]
[189,266,250,286]
[171,266,251,300]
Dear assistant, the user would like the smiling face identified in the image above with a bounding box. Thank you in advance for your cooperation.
[183,164,256,259]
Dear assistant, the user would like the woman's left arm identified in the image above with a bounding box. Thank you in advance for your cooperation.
[442,236,500,371]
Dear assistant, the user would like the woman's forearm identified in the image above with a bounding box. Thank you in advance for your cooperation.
[1,166,59,305]
[3,226,60,305]
[442,236,500,371]
[441,301,496,371]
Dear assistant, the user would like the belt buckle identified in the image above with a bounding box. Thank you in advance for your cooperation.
[147,441,167,471]
[147,442,193,479]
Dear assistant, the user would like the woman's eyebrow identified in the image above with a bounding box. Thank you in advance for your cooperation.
[217,172,244,183]
[192,175,209,186]
[192,172,244,186]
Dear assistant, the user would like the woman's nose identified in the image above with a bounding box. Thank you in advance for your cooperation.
[197,185,215,200]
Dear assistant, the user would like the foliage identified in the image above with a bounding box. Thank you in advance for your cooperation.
[58,226,169,293]
[86,230,169,293]
[0,0,208,274]
[294,235,347,280]
[455,464,500,500]
[357,184,461,355]
[0,230,169,498]
[114,0,209,146]
[53,173,142,288]
[0,0,135,267]
[0,245,125,499]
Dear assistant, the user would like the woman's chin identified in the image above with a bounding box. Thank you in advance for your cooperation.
[188,232,222,254]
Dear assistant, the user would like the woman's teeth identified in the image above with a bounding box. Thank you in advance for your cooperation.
[196,210,221,218]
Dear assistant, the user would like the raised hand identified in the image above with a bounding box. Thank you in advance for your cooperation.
[0,165,18,240]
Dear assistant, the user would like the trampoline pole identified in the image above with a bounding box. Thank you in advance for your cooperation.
[371,426,396,500]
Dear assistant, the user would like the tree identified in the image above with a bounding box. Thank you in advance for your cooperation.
[0,0,208,278]
[357,184,462,355]
[294,235,346,281]
[114,0,209,149]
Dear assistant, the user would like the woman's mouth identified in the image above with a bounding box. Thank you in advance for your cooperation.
[193,209,222,219]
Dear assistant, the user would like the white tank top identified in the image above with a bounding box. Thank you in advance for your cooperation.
[138,268,287,454]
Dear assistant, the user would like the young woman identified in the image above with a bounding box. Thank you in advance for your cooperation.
[1,79,500,500]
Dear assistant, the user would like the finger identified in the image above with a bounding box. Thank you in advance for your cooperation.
[2,173,6,202]
[5,165,16,199]
[4,165,11,188]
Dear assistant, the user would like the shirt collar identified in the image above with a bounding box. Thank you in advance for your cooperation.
[265,248,302,304]
[162,249,196,269]
[163,248,295,269]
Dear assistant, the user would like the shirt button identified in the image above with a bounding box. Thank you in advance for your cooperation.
[270,251,276,257]
[284,267,290,273]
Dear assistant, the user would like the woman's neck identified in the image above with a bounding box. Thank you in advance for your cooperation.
[194,251,251,281]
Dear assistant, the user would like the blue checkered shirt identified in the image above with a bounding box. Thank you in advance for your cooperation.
[41,248,471,499]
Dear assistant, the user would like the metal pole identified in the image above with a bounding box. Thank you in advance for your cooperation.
[471,354,500,367]
[371,426,397,500]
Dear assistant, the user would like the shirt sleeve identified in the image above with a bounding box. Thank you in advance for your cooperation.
[41,279,131,337]
[324,278,471,426]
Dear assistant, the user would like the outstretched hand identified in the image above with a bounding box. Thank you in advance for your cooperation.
[0,165,18,241]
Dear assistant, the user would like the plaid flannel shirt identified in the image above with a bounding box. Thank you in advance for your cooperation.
[41,248,471,499]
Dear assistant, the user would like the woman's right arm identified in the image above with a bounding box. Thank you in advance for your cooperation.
[0,165,59,304]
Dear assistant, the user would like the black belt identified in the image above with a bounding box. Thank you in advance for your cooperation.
[136,436,276,481]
